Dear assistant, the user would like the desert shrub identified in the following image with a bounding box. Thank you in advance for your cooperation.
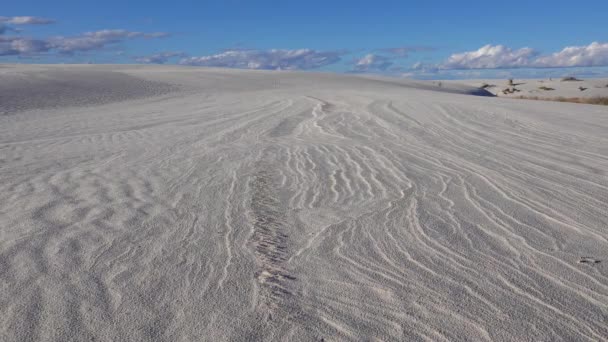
[561,76,582,82]
[538,86,555,91]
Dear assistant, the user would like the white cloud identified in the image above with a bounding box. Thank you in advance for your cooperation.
[440,42,608,70]
[180,49,344,70]
[353,54,392,72]
[0,36,49,56]
[0,15,168,59]
[0,16,54,25]
[0,28,169,57]
[7,38,49,54]
[0,16,54,36]
[48,29,169,54]
[534,42,608,67]
[411,61,438,72]
[134,51,187,64]
[442,44,538,69]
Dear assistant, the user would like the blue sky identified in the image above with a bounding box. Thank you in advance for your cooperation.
[2,0,608,78]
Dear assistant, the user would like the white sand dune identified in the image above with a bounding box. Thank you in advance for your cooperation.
[1,64,607,341]
[451,78,608,99]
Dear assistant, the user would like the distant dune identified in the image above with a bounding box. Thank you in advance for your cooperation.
[451,77,608,104]
[1,65,607,341]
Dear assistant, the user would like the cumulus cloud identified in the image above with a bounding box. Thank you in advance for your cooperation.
[353,54,393,72]
[440,42,608,70]
[442,44,538,69]
[48,29,169,54]
[0,16,55,25]
[534,42,608,68]
[180,49,344,70]
[134,51,187,64]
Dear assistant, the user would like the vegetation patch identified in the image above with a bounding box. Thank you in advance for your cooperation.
[516,96,608,106]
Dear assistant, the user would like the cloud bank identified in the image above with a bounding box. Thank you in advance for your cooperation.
[534,42,608,68]
[180,49,345,70]
[0,27,169,57]
[134,51,187,64]
[441,42,608,69]
[49,30,169,54]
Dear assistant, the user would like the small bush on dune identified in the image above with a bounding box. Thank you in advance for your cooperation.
[561,76,582,82]
[538,86,555,91]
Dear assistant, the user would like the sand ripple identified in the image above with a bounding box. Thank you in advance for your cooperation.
[0,65,607,341]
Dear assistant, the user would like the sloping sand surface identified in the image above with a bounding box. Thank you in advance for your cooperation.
[1,65,607,341]
[0,65,176,114]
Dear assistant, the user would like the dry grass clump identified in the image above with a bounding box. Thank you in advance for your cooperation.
[580,97,607,105]
[516,95,608,106]
[561,76,582,82]
[554,97,608,105]
[538,86,555,91]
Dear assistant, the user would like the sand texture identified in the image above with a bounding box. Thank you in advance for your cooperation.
[0,64,607,341]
